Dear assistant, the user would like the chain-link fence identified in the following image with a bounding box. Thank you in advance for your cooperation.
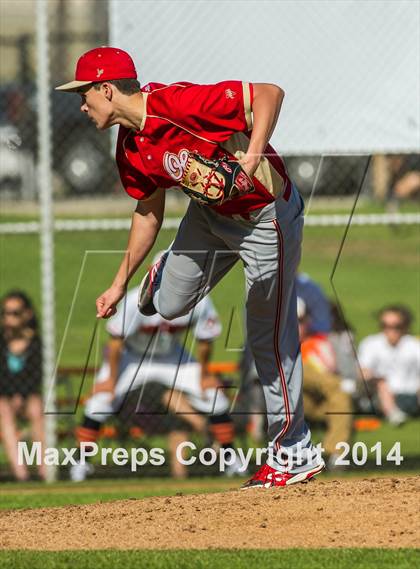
[0,0,419,482]
[0,31,119,201]
[1,1,419,203]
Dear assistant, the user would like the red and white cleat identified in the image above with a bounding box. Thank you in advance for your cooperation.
[241,461,325,489]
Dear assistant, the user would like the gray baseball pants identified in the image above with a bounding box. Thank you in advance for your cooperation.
[153,186,318,473]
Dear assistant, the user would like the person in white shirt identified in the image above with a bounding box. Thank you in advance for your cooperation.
[358,305,420,425]
[71,256,241,480]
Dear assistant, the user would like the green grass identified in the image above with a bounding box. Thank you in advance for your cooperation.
[349,419,420,458]
[1,197,418,223]
[0,549,418,569]
[0,477,237,510]
[311,417,420,463]
[301,224,419,338]
[1,223,418,366]
[1,210,418,480]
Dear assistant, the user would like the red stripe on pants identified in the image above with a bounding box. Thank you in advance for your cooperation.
[272,219,291,451]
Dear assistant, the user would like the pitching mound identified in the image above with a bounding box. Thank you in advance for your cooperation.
[0,476,419,550]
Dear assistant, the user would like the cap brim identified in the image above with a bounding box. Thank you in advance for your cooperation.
[55,80,93,92]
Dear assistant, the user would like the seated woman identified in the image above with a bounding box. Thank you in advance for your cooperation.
[0,290,46,481]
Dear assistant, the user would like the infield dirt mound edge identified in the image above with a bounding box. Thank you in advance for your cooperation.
[0,476,419,550]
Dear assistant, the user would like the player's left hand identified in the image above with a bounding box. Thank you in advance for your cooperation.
[238,152,261,178]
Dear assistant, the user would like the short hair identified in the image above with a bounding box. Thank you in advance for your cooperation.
[93,78,141,95]
[378,304,413,329]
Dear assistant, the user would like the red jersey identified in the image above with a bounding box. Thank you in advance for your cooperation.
[116,81,291,216]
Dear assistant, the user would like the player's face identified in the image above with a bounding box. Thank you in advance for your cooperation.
[79,85,113,130]
[380,311,406,346]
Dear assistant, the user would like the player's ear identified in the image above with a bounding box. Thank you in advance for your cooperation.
[102,82,113,101]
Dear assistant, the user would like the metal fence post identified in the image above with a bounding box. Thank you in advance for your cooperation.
[36,0,57,482]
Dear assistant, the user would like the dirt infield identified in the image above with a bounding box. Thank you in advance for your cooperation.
[0,477,418,550]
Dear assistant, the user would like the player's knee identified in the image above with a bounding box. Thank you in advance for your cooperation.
[157,308,177,320]
[157,297,189,321]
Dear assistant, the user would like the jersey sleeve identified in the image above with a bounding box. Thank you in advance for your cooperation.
[193,296,222,341]
[150,81,253,144]
[116,126,157,201]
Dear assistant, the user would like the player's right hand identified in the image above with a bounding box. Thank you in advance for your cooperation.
[238,151,260,178]
[96,284,126,319]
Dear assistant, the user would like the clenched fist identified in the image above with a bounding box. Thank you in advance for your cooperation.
[96,284,126,319]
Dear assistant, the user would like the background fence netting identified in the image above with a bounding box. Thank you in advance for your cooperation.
[0,0,419,481]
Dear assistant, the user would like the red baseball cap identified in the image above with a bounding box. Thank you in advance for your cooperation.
[55,46,137,92]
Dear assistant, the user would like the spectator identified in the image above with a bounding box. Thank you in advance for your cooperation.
[298,298,353,469]
[296,273,332,334]
[0,290,46,481]
[358,305,420,425]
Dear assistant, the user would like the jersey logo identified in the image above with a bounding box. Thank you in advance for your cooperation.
[163,149,189,181]
[96,68,104,78]
[225,88,236,99]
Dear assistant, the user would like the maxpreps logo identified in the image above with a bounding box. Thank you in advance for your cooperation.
[163,149,189,181]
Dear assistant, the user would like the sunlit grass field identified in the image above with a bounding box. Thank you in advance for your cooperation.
[1,221,418,365]
[0,204,418,569]
[0,549,418,569]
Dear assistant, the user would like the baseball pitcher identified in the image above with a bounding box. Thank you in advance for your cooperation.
[57,46,325,487]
